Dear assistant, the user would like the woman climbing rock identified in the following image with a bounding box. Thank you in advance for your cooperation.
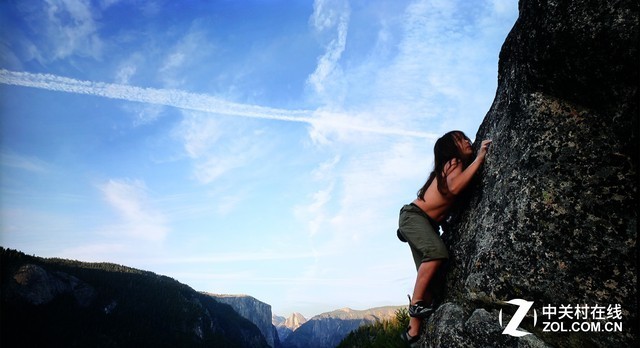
[397,131,491,345]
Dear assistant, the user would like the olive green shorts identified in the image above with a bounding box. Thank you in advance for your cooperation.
[398,203,449,270]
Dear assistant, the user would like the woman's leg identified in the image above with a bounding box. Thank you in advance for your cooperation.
[408,259,443,336]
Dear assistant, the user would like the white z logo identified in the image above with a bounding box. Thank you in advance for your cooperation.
[499,299,536,337]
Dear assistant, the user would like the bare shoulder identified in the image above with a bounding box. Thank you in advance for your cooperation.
[443,158,462,175]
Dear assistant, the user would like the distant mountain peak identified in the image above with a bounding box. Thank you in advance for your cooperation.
[272,312,308,343]
[283,312,306,330]
[282,305,404,348]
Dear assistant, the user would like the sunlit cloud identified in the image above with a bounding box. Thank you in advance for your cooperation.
[311,155,341,181]
[175,111,265,184]
[38,0,104,61]
[289,140,430,301]
[178,112,223,159]
[306,0,515,138]
[98,179,169,242]
[158,28,217,89]
[307,0,351,102]
[294,156,341,238]
[115,55,141,84]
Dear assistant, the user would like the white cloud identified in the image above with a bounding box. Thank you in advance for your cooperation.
[303,0,517,143]
[158,27,217,89]
[114,54,169,126]
[42,0,104,61]
[309,109,439,145]
[159,31,200,74]
[176,111,258,184]
[310,0,347,32]
[115,64,136,84]
[1,151,49,172]
[307,185,335,237]
[132,104,164,126]
[312,155,341,181]
[161,52,186,72]
[99,179,169,242]
[115,55,142,84]
[294,155,341,238]
[307,0,350,103]
[178,112,223,158]
[288,138,430,305]
[193,155,247,185]
[336,141,428,240]
[289,141,427,307]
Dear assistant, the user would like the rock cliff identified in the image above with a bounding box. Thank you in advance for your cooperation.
[207,293,277,348]
[284,312,307,330]
[8,263,96,307]
[274,312,307,342]
[421,0,638,347]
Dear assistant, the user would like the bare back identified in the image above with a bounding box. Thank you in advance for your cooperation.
[412,158,464,222]
[412,179,454,223]
[411,138,491,223]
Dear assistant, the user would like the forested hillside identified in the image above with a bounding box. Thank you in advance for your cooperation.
[336,308,410,348]
[0,247,269,348]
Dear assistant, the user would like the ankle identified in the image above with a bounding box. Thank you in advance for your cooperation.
[413,299,430,306]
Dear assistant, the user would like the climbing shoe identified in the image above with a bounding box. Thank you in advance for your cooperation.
[400,326,420,346]
[407,294,435,318]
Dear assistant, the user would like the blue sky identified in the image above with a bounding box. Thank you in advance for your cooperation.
[0,0,518,318]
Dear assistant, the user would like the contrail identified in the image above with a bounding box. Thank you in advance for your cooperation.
[0,69,437,139]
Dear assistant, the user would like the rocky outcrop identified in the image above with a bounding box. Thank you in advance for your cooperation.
[207,293,276,348]
[284,312,307,330]
[422,0,638,347]
[283,306,402,348]
[273,312,307,342]
[7,263,96,307]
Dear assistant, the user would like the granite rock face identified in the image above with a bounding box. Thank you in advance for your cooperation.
[8,263,96,307]
[208,294,277,348]
[422,0,638,347]
[274,312,307,342]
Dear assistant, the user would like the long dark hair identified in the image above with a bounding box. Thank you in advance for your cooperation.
[417,131,472,199]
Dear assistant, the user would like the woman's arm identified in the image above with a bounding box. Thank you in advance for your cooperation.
[445,139,492,195]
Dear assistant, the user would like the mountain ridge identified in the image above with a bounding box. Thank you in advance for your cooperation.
[281,305,404,348]
[0,247,270,348]
[0,247,405,347]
